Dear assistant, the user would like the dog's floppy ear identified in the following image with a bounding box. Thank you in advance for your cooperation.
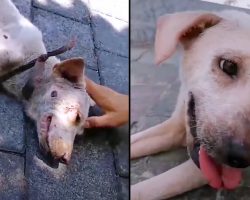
[53,57,85,83]
[155,12,221,65]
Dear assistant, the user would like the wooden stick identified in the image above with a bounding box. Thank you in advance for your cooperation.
[0,39,76,82]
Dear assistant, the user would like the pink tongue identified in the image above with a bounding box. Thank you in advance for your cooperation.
[199,147,242,190]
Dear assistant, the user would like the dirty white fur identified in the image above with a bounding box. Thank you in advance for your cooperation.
[131,9,250,200]
[0,0,93,163]
[0,0,59,97]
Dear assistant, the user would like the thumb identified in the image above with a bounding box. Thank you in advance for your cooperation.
[84,115,113,128]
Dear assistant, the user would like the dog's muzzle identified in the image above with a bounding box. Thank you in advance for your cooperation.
[187,92,244,190]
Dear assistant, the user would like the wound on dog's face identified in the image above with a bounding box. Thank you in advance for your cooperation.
[26,58,92,164]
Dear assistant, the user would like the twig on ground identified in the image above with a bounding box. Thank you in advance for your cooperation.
[0,38,76,82]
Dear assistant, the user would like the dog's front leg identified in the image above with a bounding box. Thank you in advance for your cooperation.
[131,159,207,200]
[131,116,186,159]
[131,87,186,159]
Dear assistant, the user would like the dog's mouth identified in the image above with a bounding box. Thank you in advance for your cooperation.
[39,114,52,151]
[187,92,242,190]
[39,114,73,165]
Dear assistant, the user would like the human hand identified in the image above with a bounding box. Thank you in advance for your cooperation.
[84,77,128,128]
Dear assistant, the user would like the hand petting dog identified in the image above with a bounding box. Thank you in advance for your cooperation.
[84,77,128,128]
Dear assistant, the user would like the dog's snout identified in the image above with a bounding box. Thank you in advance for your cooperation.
[49,139,73,164]
[58,153,70,165]
[54,151,71,165]
[224,140,250,168]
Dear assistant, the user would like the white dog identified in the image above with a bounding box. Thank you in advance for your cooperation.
[1,0,94,164]
[131,10,250,199]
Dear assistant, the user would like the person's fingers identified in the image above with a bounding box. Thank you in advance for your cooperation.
[85,77,105,97]
[84,115,115,128]
[85,77,129,128]
[85,78,121,107]
[85,77,95,91]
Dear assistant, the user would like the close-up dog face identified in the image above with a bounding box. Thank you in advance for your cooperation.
[185,23,250,168]
[184,12,250,168]
[26,58,93,164]
[155,10,250,169]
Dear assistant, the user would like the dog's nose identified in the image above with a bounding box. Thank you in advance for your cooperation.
[58,153,70,165]
[227,152,249,168]
[225,141,250,168]
[49,138,72,164]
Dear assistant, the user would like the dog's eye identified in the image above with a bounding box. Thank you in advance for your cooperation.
[51,90,57,97]
[219,59,238,78]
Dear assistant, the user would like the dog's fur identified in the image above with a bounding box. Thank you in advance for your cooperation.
[131,10,250,199]
[1,0,94,164]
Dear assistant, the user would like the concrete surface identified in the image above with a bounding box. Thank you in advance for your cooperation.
[0,0,128,199]
[131,0,250,199]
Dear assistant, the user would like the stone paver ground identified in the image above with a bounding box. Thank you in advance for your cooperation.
[0,0,128,200]
[131,0,250,199]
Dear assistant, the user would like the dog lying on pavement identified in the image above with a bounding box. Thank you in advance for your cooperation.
[0,0,94,164]
[131,10,250,199]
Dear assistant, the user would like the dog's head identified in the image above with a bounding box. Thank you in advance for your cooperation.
[26,57,94,164]
[156,10,250,171]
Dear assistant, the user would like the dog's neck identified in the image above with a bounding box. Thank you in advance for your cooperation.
[2,56,60,100]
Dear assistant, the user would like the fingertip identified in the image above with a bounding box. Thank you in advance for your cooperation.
[84,120,91,128]
[84,117,98,128]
